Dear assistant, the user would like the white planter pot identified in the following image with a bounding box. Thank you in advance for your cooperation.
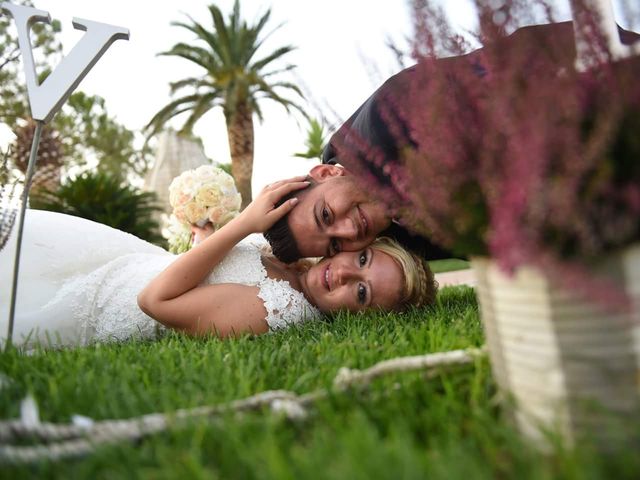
[471,244,640,447]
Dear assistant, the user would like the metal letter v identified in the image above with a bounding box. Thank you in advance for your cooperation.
[1,2,129,123]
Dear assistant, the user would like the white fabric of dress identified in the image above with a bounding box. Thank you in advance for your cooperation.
[0,210,320,349]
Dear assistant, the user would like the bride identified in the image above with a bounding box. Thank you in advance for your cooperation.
[0,177,437,349]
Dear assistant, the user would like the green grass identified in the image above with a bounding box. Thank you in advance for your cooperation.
[428,259,470,273]
[0,287,638,479]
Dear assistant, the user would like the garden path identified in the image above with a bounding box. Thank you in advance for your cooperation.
[435,269,476,287]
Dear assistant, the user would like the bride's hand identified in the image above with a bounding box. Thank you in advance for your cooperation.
[191,223,215,245]
[237,176,310,233]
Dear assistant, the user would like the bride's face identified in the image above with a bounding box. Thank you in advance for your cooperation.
[300,247,404,313]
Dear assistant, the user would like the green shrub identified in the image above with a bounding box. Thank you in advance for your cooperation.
[31,171,164,244]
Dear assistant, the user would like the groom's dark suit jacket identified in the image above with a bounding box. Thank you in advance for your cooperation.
[322,21,640,260]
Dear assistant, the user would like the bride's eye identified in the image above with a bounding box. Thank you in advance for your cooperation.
[357,283,367,305]
[359,251,367,267]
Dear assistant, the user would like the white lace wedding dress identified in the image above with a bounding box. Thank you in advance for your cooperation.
[0,210,320,349]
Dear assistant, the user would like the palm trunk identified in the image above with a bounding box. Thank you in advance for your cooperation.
[28,164,62,194]
[12,120,63,196]
[226,102,254,210]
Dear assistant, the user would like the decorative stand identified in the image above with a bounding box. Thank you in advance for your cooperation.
[1,2,129,347]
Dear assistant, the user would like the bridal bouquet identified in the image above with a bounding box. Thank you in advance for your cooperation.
[165,165,242,253]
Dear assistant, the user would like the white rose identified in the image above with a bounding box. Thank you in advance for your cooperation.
[173,206,187,224]
[183,202,207,224]
[222,193,241,211]
[195,186,222,208]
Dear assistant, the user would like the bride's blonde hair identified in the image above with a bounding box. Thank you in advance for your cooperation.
[370,237,438,311]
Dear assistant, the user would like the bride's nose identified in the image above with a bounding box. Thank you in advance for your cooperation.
[335,263,358,285]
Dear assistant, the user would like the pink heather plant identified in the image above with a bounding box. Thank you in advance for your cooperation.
[338,0,640,307]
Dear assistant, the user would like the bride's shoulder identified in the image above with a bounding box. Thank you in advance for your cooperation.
[239,233,273,257]
[242,233,269,247]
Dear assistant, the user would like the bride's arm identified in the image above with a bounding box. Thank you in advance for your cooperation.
[137,177,309,336]
[140,283,272,337]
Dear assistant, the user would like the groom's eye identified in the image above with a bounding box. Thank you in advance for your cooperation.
[322,207,330,224]
[330,238,341,255]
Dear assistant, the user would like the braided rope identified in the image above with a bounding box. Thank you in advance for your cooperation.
[332,347,484,389]
[0,347,486,464]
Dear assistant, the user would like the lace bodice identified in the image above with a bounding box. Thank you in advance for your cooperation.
[0,211,320,348]
[204,235,321,331]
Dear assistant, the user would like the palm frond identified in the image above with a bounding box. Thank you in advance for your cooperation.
[179,15,227,65]
[251,45,296,71]
[169,77,214,95]
[261,64,298,78]
[230,0,241,33]
[171,17,218,49]
[251,100,264,122]
[250,20,286,59]
[257,79,305,99]
[181,93,222,132]
[158,43,217,72]
[252,9,272,36]
[145,93,205,137]
[208,5,232,66]
[265,92,306,117]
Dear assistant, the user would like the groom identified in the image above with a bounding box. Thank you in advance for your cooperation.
[265,20,640,263]
[263,163,453,262]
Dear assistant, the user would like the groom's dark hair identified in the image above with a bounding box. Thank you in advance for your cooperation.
[264,176,316,263]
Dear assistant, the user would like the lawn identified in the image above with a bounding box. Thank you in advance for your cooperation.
[0,286,638,479]
[428,259,470,273]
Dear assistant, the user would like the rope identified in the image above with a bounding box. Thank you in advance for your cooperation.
[332,347,485,389]
[0,346,486,464]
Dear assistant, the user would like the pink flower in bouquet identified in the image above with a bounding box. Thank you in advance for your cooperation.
[168,165,242,229]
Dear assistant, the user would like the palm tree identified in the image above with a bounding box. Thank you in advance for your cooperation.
[146,1,304,208]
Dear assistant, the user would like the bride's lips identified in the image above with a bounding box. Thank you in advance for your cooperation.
[322,263,331,291]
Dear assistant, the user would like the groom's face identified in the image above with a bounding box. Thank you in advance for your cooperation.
[286,166,392,258]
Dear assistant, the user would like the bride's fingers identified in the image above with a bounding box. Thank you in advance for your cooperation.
[270,196,300,219]
[269,180,310,202]
[264,176,308,191]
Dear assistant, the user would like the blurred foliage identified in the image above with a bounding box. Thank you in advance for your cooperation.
[31,171,164,244]
[216,162,232,177]
[294,118,327,161]
[55,92,153,179]
[1,3,151,181]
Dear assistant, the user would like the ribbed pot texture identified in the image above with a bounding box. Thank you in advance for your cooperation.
[471,244,640,448]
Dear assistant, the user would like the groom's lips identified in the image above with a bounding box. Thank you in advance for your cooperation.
[357,206,368,238]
